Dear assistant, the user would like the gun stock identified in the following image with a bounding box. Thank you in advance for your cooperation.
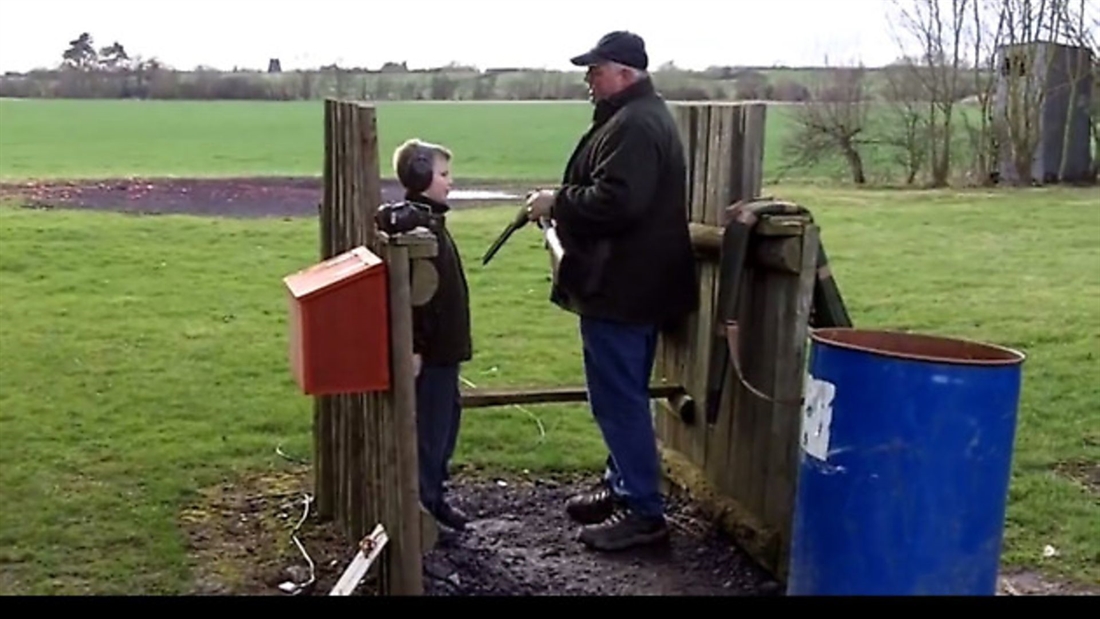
[541,217,564,283]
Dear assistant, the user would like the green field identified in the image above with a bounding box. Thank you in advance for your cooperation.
[0,98,975,185]
[0,98,1097,595]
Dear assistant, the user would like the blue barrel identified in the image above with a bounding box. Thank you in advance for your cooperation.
[786,328,1026,596]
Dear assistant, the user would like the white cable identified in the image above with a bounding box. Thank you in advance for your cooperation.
[274,444,317,595]
[282,493,316,595]
[460,375,546,443]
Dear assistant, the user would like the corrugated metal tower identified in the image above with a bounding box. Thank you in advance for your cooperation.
[994,41,1094,184]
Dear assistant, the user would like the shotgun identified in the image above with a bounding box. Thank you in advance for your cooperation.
[481,193,562,262]
[481,202,531,265]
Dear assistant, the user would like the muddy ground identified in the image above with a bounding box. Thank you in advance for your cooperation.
[181,465,782,596]
[0,176,528,219]
[8,176,1097,597]
[180,464,1096,597]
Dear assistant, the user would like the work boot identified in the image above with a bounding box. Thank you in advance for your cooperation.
[577,505,669,551]
[565,482,619,524]
[434,500,469,532]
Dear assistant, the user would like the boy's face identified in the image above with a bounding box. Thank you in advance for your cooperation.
[423,155,452,203]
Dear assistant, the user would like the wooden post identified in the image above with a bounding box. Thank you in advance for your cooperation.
[316,99,379,523]
[315,99,425,595]
[375,233,428,596]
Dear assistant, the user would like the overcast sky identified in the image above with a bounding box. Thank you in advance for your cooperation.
[0,0,946,72]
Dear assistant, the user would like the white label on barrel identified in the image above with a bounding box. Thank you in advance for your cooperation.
[801,375,835,461]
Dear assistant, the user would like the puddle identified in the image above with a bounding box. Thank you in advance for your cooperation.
[449,189,521,201]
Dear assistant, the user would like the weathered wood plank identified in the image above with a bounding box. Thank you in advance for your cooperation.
[739,104,766,203]
[338,103,355,537]
[692,105,740,474]
[655,103,703,459]
[766,224,819,581]
[730,262,772,517]
[756,215,809,237]
[661,444,781,574]
[704,104,746,491]
[380,242,423,595]
[359,105,381,250]
[753,237,803,273]
[721,263,760,499]
[654,104,697,412]
[329,524,389,596]
[726,105,770,518]
[315,99,338,521]
[460,385,685,408]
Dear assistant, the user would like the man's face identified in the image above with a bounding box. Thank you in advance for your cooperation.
[584,62,631,101]
[424,155,452,203]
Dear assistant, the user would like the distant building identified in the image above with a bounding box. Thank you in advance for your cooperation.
[993,41,1094,184]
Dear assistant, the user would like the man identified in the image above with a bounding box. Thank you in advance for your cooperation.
[525,30,697,551]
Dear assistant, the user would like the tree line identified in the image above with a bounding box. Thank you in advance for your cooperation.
[1,0,1096,189]
[778,0,1098,188]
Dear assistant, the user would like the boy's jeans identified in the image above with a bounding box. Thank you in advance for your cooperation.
[579,315,665,519]
[415,363,462,512]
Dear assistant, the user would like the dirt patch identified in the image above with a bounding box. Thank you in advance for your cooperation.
[180,464,1100,597]
[998,570,1100,596]
[0,177,527,219]
[180,465,781,596]
[180,466,349,596]
[1054,459,1100,496]
[420,476,778,596]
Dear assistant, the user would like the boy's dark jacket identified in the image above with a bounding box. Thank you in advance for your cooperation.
[405,192,472,366]
[549,76,698,327]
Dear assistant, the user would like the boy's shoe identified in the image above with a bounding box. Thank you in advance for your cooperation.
[577,506,669,551]
[433,500,469,531]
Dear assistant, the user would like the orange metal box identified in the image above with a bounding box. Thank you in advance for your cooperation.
[284,246,390,395]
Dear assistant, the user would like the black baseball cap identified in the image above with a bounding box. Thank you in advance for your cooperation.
[570,31,648,71]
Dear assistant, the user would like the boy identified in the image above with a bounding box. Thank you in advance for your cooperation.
[391,138,472,532]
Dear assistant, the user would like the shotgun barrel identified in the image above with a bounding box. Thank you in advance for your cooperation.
[481,203,531,266]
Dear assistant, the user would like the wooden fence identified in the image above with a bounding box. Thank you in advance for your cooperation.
[308,97,851,595]
[653,102,850,582]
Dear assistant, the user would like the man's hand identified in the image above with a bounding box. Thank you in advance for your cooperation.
[525,189,556,222]
[413,353,422,377]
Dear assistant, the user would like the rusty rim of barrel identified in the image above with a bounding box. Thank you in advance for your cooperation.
[809,328,1026,366]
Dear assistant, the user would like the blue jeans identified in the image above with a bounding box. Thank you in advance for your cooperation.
[415,364,462,511]
[580,315,664,519]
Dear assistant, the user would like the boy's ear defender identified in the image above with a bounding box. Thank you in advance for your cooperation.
[406,146,434,193]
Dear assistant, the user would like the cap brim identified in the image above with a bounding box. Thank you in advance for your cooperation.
[570,51,603,66]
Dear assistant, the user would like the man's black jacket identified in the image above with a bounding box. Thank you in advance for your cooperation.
[550,76,698,328]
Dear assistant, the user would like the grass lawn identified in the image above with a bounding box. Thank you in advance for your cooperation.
[0,98,978,185]
[0,184,1097,594]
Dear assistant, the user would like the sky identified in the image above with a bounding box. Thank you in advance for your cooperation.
[0,0,929,73]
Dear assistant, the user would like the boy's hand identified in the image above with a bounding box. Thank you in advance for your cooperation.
[413,353,422,377]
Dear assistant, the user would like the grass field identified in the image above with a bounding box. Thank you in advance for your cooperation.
[0,98,1097,595]
[0,98,975,186]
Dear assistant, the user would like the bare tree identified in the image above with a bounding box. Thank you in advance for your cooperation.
[1052,0,1098,182]
[889,0,972,187]
[780,64,873,185]
[881,61,934,185]
[959,0,1008,185]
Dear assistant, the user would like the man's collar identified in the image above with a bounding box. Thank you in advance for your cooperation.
[593,76,656,122]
